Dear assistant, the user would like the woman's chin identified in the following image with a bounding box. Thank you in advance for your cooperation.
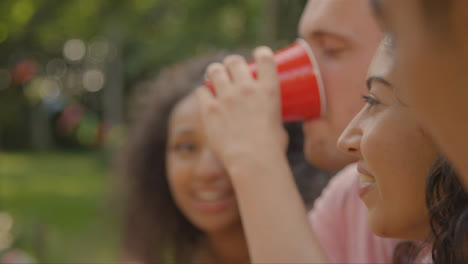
[367,213,430,241]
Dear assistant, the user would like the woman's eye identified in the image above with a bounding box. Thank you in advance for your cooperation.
[362,95,379,107]
[173,143,198,153]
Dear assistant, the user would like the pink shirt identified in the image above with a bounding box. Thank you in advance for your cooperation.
[308,163,399,263]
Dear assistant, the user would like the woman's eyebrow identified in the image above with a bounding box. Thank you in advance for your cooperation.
[370,0,384,18]
[366,76,392,91]
[172,128,196,136]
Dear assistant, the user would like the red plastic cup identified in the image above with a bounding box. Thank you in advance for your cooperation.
[204,39,326,122]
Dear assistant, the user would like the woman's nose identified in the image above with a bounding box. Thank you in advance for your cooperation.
[195,148,225,181]
[337,115,363,157]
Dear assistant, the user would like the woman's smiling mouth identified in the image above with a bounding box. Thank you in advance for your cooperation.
[357,164,376,198]
[193,190,235,213]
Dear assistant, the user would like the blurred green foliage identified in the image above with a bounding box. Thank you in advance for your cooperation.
[0,0,306,150]
[0,0,264,83]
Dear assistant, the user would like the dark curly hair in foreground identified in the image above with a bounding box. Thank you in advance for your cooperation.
[393,156,468,264]
[426,156,468,264]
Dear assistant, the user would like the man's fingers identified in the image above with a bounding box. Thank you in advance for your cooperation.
[196,86,220,116]
[254,46,279,89]
[224,55,254,86]
[206,63,231,97]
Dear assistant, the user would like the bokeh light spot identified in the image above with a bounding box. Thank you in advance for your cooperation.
[82,69,105,92]
[24,77,61,104]
[39,77,62,102]
[0,211,13,250]
[12,59,38,85]
[63,39,86,61]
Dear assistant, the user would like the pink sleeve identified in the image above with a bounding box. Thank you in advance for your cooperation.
[308,163,399,264]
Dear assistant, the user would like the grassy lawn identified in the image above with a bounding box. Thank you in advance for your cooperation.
[0,151,122,263]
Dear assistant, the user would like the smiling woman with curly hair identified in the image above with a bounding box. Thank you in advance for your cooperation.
[116,52,327,264]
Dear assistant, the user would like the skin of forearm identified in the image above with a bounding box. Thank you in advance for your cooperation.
[227,150,330,263]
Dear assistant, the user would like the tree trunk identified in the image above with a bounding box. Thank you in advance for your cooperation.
[30,103,52,150]
[260,0,279,44]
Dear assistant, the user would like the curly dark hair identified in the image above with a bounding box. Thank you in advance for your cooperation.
[392,156,468,264]
[426,156,468,264]
[117,52,329,263]
[119,53,221,264]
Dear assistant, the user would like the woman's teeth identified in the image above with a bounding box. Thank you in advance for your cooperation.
[360,174,375,184]
[196,191,225,201]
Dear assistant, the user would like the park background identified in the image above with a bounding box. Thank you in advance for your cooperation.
[0,0,309,262]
